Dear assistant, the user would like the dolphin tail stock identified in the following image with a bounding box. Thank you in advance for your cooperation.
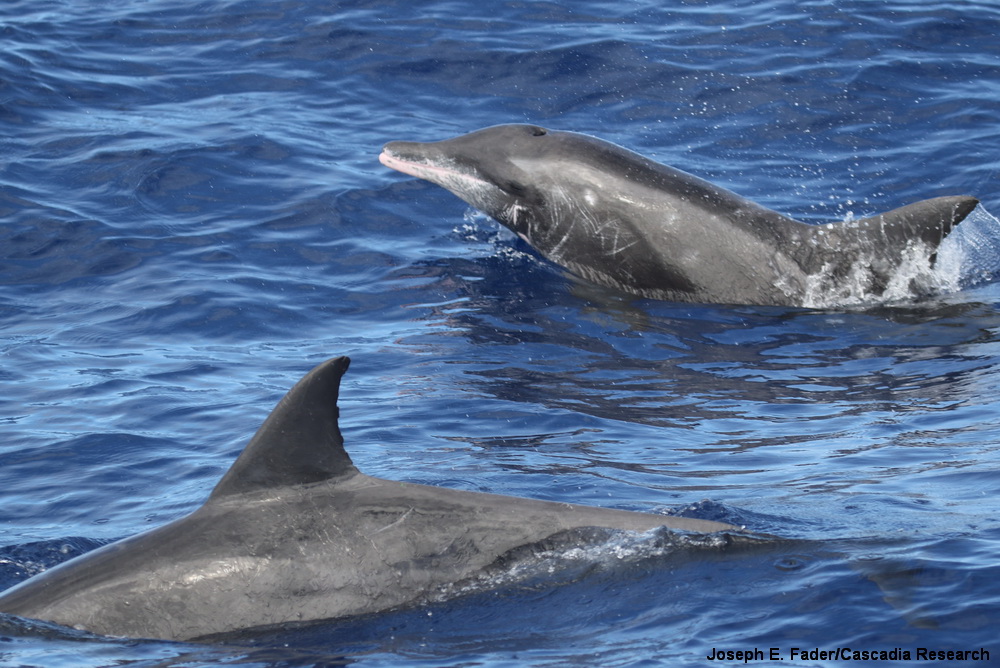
[209,356,359,500]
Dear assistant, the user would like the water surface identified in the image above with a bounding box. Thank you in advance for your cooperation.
[1,1,999,665]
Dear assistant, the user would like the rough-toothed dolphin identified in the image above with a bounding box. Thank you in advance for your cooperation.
[0,357,742,641]
[379,124,978,306]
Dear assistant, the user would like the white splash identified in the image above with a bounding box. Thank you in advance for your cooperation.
[432,526,742,603]
[802,204,1000,309]
[934,205,1000,289]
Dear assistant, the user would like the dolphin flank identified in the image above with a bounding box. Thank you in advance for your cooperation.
[379,124,978,306]
[0,357,743,641]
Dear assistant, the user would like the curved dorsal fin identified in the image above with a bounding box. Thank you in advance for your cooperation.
[849,195,978,249]
[795,195,979,274]
[209,356,358,500]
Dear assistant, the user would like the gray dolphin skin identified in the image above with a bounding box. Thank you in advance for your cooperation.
[0,357,741,641]
[379,124,978,306]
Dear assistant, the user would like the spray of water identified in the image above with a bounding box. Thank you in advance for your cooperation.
[934,205,1000,290]
[432,526,748,603]
[802,205,1000,309]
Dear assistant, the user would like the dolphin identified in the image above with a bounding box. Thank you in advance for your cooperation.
[0,356,743,641]
[379,124,978,306]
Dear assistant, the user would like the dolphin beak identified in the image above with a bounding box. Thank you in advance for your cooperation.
[378,145,412,175]
[378,138,496,207]
[379,141,427,179]
[379,141,467,186]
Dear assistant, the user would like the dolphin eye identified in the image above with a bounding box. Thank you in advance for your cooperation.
[529,126,547,136]
[506,180,528,196]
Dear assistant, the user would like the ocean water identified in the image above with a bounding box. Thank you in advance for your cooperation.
[1,0,1000,665]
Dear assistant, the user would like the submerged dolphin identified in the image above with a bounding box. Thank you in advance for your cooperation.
[0,357,741,641]
[379,124,978,306]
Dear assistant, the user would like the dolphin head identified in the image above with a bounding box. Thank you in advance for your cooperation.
[378,124,713,296]
[380,124,602,244]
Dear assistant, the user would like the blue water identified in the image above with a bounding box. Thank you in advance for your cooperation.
[2,0,1000,665]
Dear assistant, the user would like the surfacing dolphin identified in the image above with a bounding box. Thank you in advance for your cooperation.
[379,124,978,307]
[0,357,745,641]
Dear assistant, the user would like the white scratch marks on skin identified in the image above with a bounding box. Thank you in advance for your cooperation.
[369,507,415,536]
[594,218,639,256]
[503,203,528,228]
[544,185,639,260]
[364,508,417,569]
[546,186,582,263]
[179,557,258,586]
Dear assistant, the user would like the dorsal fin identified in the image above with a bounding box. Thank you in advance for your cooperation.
[796,195,979,273]
[209,356,358,500]
[847,195,978,248]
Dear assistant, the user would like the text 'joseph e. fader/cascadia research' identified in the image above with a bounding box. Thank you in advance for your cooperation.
[706,646,990,663]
